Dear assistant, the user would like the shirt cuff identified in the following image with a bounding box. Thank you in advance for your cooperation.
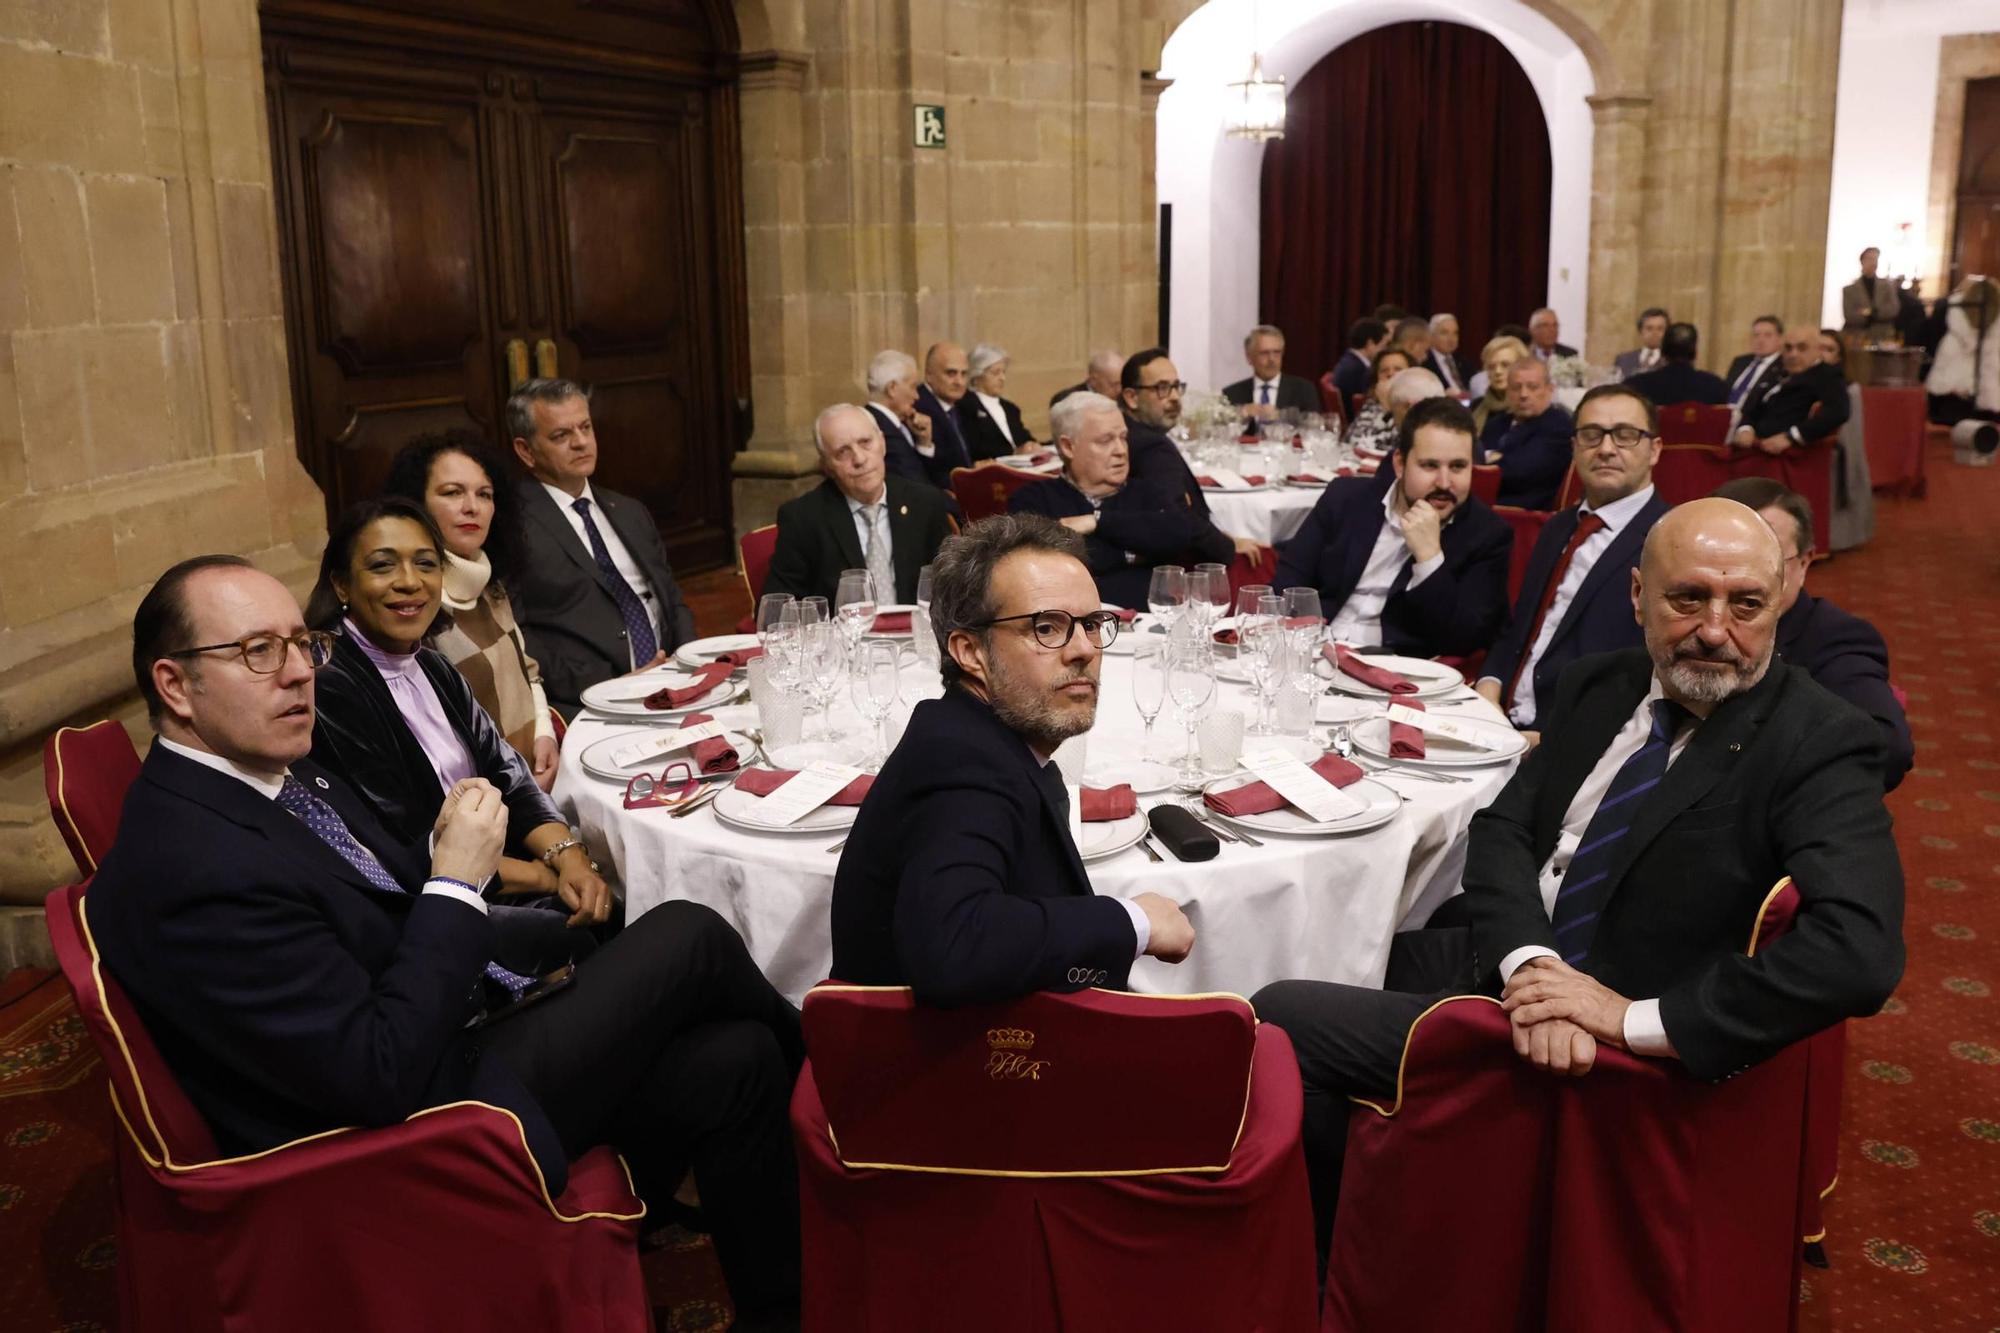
[1406,552,1445,588]
[1116,895,1151,960]
[531,682,556,743]
[1499,945,1558,981]
[1622,998,1677,1057]
[915,441,935,457]
[422,879,489,914]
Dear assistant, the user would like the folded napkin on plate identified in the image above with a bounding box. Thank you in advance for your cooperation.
[1080,784,1136,821]
[1203,753,1365,818]
[669,712,741,774]
[1287,472,1332,485]
[643,660,732,710]
[712,645,763,668]
[872,611,912,633]
[1324,643,1418,695]
[1027,449,1057,465]
[1388,698,1426,760]
[1212,628,1239,646]
[1196,474,1266,488]
[1107,606,1139,623]
[733,767,875,805]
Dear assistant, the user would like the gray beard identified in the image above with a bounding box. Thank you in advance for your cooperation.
[985,657,1096,753]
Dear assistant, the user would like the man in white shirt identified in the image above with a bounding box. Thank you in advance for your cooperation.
[1424,313,1467,394]
[1722,315,1787,418]
[1612,307,1669,379]
[1527,307,1576,362]
[1222,324,1320,426]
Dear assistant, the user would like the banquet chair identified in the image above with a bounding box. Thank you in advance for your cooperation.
[1228,544,1281,598]
[793,984,1318,1333]
[1493,505,1551,602]
[1316,371,1343,419]
[738,523,778,603]
[43,718,142,878]
[951,463,1039,523]
[1323,878,1817,1333]
[1656,401,1733,447]
[44,881,653,1333]
[1469,463,1501,505]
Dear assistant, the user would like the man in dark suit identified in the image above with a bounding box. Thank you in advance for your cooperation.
[1222,324,1320,432]
[91,556,805,1326]
[1734,327,1850,454]
[1479,384,1670,735]
[1713,477,1913,788]
[1275,397,1511,657]
[1330,318,1389,403]
[1119,346,1209,517]
[1424,313,1470,395]
[506,379,697,718]
[1008,392,1235,607]
[765,403,953,606]
[830,514,1195,1005]
[1050,349,1123,409]
[914,341,974,473]
[1527,307,1577,363]
[1723,315,1788,418]
[1253,498,1904,1249]
[1626,322,1728,406]
[1478,356,1575,509]
[1612,307,1669,380]
[863,349,955,490]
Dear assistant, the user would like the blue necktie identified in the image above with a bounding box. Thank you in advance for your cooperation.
[1549,699,1688,965]
[276,776,532,999]
[571,498,659,668]
[1259,382,1272,406]
[1729,359,1761,406]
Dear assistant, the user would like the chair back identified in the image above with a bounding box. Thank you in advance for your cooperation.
[1227,545,1280,599]
[738,523,779,603]
[1493,505,1550,602]
[802,984,1257,1175]
[1469,464,1501,506]
[951,464,1039,523]
[1650,442,1731,506]
[45,882,221,1165]
[1656,402,1733,446]
[1554,464,1580,510]
[1348,392,1369,421]
[1316,372,1345,424]
[43,719,143,877]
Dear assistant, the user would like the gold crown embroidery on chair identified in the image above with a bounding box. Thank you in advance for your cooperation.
[986,1027,1035,1051]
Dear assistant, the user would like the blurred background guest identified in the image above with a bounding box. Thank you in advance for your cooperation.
[956,343,1038,460]
[1425,312,1469,395]
[1479,356,1574,509]
[1734,326,1849,455]
[1223,323,1319,429]
[1391,316,1432,369]
[1526,306,1575,363]
[915,341,974,471]
[1051,349,1124,408]
[1330,318,1390,401]
[1614,307,1670,379]
[1626,322,1728,406]
[1468,327,1530,402]
[864,349,951,486]
[1841,247,1901,336]
[1342,347,1415,454]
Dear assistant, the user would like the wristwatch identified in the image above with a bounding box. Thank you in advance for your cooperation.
[540,837,598,873]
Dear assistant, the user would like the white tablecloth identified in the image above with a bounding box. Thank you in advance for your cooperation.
[1201,484,1324,548]
[555,651,1518,1005]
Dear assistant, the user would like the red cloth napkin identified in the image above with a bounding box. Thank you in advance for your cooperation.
[1324,643,1417,694]
[713,646,763,668]
[1027,449,1057,465]
[675,712,741,774]
[1079,784,1136,822]
[1388,698,1426,760]
[1108,606,1138,623]
[1287,473,1329,485]
[643,660,732,710]
[1203,753,1365,818]
[1213,628,1239,646]
[1195,475,1267,489]
[872,611,912,633]
[733,767,875,805]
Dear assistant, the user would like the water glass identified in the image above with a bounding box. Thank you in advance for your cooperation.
[915,564,935,609]
[911,602,939,669]
[755,593,795,645]
[834,569,878,650]
[759,684,806,750]
[1198,709,1246,773]
[1190,563,1231,630]
[1274,666,1317,737]
[1166,629,1217,793]
[1147,565,1187,628]
[745,656,773,712]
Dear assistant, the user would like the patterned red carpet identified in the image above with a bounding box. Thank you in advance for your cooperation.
[1,436,1993,1330]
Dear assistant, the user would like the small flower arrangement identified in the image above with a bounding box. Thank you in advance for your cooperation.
[1547,354,1599,389]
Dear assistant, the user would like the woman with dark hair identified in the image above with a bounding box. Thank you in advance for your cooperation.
[304,497,613,928]
[382,429,559,792]
[1341,347,1414,454]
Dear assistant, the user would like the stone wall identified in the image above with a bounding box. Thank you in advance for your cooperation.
[0,0,325,948]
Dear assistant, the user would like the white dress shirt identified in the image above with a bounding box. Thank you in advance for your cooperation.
[541,480,662,651]
[155,737,488,914]
[1030,744,1150,958]
[1636,347,1661,371]
[1728,353,1778,412]
[974,390,1022,449]
[1432,357,1463,393]
[1327,486,1445,647]
[1483,485,1656,727]
[1495,674,1693,1057]
[1252,375,1281,406]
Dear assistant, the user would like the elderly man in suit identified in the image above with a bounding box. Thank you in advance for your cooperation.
[1842,248,1902,336]
[1275,397,1511,657]
[863,349,956,490]
[1713,477,1912,789]
[830,514,1196,1005]
[765,403,953,606]
[1425,312,1470,395]
[1478,384,1669,737]
[1612,308,1670,380]
[1626,322,1729,407]
[915,341,974,471]
[1254,497,1904,1252]
[1223,324,1320,429]
[1527,307,1576,363]
[1478,356,1575,510]
[90,555,807,1327]
[1330,318,1390,403]
[1723,315,1788,417]
[506,378,696,717]
[1733,326,1850,456]
[1050,349,1123,408]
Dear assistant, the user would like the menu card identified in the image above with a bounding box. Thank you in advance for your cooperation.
[608,720,726,770]
[1202,468,1249,490]
[1385,703,1508,751]
[744,761,865,826]
[1240,748,1366,822]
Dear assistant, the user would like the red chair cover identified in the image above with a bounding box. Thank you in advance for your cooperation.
[43,719,142,878]
[794,985,1318,1332]
[1861,385,1928,497]
[1349,392,1369,421]
[1649,443,1835,555]
[952,463,1041,523]
[1655,401,1733,446]
[46,883,652,1332]
[1493,505,1551,602]
[1470,463,1502,505]
[1317,370,1343,418]
[1229,545,1281,599]
[739,522,778,602]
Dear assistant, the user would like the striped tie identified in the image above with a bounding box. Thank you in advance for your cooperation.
[572,498,659,668]
[1548,699,1688,965]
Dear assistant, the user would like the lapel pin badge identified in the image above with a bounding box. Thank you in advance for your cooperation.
[899,504,908,516]
[313,776,330,789]
[1728,742,1741,753]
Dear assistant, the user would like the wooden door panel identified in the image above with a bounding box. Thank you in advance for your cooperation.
[552,128,689,352]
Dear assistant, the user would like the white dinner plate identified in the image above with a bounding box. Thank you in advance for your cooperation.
[1079,758,1177,795]
[673,633,761,669]
[1200,772,1402,837]
[1318,652,1465,700]
[1198,479,1274,494]
[1349,714,1526,768]
[711,777,861,834]
[1078,812,1149,862]
[578,729,761,784]
[994,452,1060,471]
[579,671,740,718]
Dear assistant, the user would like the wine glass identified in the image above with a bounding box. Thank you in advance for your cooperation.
[755,593,794,645]
[796,595,829,627]
[915,564,935,609]
[1132,637,1166,760]
[802,620,846,743]
[1190,563,1231,632]
[765,602,807,692]
[834,568,878,655]
[1241,594,1284,736]
[1166,627,1217,793]
[850,640,902,767]
[1147,565,1187,630]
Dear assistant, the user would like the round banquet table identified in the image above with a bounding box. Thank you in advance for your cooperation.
[1199,482,1324,548]
[554,646,1520,1005]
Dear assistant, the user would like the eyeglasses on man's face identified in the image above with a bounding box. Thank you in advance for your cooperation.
[1572,424,1656,450]
[168,630,336,674]
[975,609,1122,651]
[1136,380,1187,397]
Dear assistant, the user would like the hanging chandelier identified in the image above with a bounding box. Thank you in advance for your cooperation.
[1224,45,1285,141]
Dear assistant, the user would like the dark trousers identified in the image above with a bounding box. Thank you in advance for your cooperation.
[484,900,803,1320]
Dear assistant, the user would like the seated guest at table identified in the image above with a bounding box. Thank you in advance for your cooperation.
[1613,307,1670,379]
[1479,356,1575,509]
[1626,321,1728,406]
[1051,349,1123,408]
[956,342,1037,460]
[1009,393,1241,606]
[1253,498,1904,1255]
[1425,312,1470,395]
[1818,327,1846,368]
[766,403,953,606]
[304,497,614,923]
[864,349,951,488]
[1468,324,1532,400]
[93,556,806,1326]
[1712,477,1913,789]
[1276,398,1511,657]
[1733,325,1849,455]
[1330,318,1390,402]
[1477,385,1669,735]
[384,430,557,792]
[1723,315,1788,417]
[507,378,696,717]
[1470,334,1528,435]
[1390,316,1432,368]
[1342,348,1414,454]
[830,515,1196,1005]
[1527,307,1576,363]
[1119,346,1208,517]
[916,341,974,472]
[1223,323,1320,428]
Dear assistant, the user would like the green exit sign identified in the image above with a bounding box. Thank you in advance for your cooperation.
[914,104,946,149]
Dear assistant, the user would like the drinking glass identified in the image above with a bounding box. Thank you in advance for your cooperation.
[1147,565,1187,629]
[766,603,806,691]
[915,563,935,609]
[1166,629,1217,793]
[834,568,878,654]
[755,593,795,645]
[1190,563,1231,631]
[796,596,829,627]
[850,639,902,767]
[911,602,939,669]
[802,621,846,742]
[1241,593,1283,736]
[1131,637,1166,758]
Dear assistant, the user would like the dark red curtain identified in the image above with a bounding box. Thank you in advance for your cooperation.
[1259,21,1552,380]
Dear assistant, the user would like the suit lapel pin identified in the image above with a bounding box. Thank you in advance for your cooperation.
[1728,741,1741,753]
[314,776,330,789]
[899,504,908,516]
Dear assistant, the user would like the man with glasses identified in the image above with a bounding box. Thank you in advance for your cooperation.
[1118,346,1210,516]
[90,555,808,1328]
[1478,385,1671,739]
[831,515,1195,1005]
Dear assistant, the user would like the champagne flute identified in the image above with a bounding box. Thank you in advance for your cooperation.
[1167,628,1217,793]
[834,568,878,655]
[1147,565,1186,630]
[1132,637,1166,759]
[850,640,902,767]
[1242,593,1284,736]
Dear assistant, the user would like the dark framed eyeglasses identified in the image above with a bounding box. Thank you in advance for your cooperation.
[1572,424,1657,450]
[167,630,336,674]
[974,609,1122,651]
[1137,380,1188,397]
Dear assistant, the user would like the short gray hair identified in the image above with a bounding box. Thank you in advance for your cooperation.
[865,350,917,396]
[1088,348,1123,377]
[968,342,1009,381]
[506,378,590,444]
[1428,312,1458,333]
[928,514,1086,687]
[812,402,876,456]
[1243,324,1284,348]
[1049,390,1120,445]
[1386,367,1445,411]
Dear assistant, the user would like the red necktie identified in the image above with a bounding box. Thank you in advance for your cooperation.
[1503,511,1607,710]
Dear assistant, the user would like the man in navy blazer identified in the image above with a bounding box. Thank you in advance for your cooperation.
[1478,384,1671,735]
[1275,397,1511,657]
[1330,318,1389,403]
[1732,328,1850,455]
[831,515,1194,1005]
[916,341,975,471]
[1625,322,1728,406]
[1119,346,1213,520]
[90,556,805,1323]
[1478,357,1575,510]
[1222,324,1321,433]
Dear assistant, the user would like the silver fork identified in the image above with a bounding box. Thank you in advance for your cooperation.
[1186,800,1262,847]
